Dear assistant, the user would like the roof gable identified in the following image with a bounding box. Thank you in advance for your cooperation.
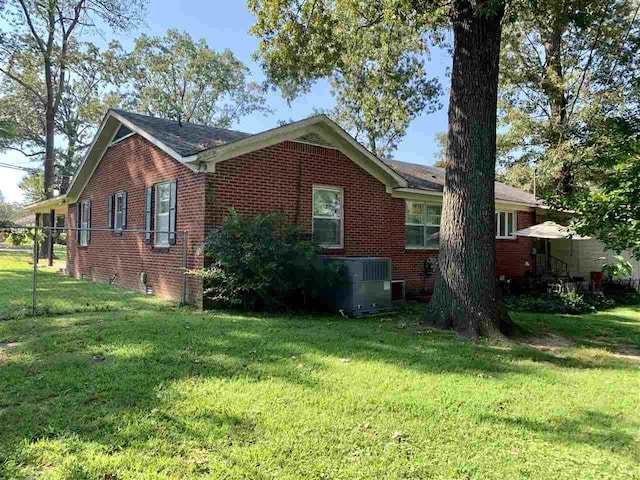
[53,109,536,209]
[111,110,252,157]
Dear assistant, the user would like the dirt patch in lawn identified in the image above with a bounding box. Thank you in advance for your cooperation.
[521,334,640,362]
[0,341,20,365]
[521,334,575,356]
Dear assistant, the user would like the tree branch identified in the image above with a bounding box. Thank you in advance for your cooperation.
[17,0,47,55]
[567,3,609,122]
[4,146,46,157]
[0,67,47,104]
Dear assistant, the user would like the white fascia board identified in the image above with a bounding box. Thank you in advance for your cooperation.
[319,119,408,188]
[392,187,537,210]
[190,115,408,189]
[66,111,201,203]
[24,195,69,214]
[65,113,117,202]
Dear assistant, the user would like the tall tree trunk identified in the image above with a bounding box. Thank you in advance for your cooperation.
[41,78,56,261]
[543,23,574,193]
[544,26,567,132]
[426,0,513,338]
[60,135,77,194]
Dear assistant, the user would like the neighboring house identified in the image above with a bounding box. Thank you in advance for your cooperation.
[26,109,541,305]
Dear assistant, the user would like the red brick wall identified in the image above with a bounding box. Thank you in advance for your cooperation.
[496,211,536,280]
[67,135,206,304]
[207,141,536,294]
[68,135,536,303]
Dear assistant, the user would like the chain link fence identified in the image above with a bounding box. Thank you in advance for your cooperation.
[0,226,193,320]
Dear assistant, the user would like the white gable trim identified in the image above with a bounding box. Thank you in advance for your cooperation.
[109,111,192,164]
[64,110,202,203]
[192,115,408,189]
[391,187,538,210]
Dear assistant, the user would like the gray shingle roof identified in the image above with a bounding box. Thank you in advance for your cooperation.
[112,109,252,157]
[112,110,538,207]
[385,159,539,206]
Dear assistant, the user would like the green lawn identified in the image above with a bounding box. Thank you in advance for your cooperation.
[0,252,639,479]
[0,251,166,320]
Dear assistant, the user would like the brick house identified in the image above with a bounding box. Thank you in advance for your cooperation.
[26,110,540,305]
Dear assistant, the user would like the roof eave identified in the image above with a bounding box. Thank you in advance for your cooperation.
[191,115,408,189]
[24,195,68,214]
[392,187,540,208]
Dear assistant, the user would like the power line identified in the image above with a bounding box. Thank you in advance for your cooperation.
[0,162,38,173]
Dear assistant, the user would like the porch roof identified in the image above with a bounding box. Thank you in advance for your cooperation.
[516,221,591,240]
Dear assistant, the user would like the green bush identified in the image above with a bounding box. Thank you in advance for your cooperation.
[197,210,344,311]
[506,292,596,315]
[4,228,44,247]
[506,290,640,315]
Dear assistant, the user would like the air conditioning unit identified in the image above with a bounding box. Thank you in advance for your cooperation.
[321,257,393,317]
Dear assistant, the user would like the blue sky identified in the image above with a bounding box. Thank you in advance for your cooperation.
[0,0,451,202]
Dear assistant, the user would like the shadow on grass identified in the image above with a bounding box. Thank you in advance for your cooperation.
[512,307,640,356]
[479,410,639,455]
[1,304,639,471]
[0,266,170,321]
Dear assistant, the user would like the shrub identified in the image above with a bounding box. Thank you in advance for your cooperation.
[506,290,640,314]
[198,210,343,311]
[4,228,44,247]
[602,255,633,280]
[505,292,596,315]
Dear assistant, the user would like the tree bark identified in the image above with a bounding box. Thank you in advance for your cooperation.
[60,134,77,194]
[426,0,513,338]
[543,22,574,193]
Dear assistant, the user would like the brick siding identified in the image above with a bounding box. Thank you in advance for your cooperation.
[67,134,535,303]
[207,140,536,294]
[67,135,206,305]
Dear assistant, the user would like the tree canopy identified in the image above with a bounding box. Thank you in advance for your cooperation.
[497,0,640,195]
[0,0,147,200]
[249,0,446,157]
[114,30,268,128]
[558,112,640,259]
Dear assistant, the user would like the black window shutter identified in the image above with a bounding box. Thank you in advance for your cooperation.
[122,192,128,229]
[169,180,177,245]
[87,200,92,243]
[76,203,81,243]
[144,187,153,244]
[107,194,114,230]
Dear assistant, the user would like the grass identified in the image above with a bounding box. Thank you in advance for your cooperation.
[0,251,166,320]
[0,252,639,479]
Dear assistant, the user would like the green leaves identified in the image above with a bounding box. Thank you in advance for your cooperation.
[117,30,269,128]
[249,0,446,157]
[200,211,343,311]
[497,0,640,195]
[554,113,640,259]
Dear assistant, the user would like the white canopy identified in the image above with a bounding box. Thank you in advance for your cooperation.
[516,221,591,240]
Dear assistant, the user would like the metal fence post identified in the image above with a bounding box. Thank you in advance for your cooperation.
[31,227,38,316]
[180,231,188,306]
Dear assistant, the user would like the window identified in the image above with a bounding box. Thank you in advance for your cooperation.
[79,200,91,246]
[495,210,516,239]
[405,201,441,249]
[112,192,127,230]
[155,182,171,247]
[312,186,343,248]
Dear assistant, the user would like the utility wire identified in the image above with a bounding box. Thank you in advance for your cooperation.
[0,162,38,173]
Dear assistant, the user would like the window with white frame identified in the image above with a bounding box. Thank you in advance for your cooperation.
[79,201,90,246]
[405,201,441,249]
[312,185,343,248]
[155,182,171,246]
[495,210,517,239]
[114,192,126,230]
